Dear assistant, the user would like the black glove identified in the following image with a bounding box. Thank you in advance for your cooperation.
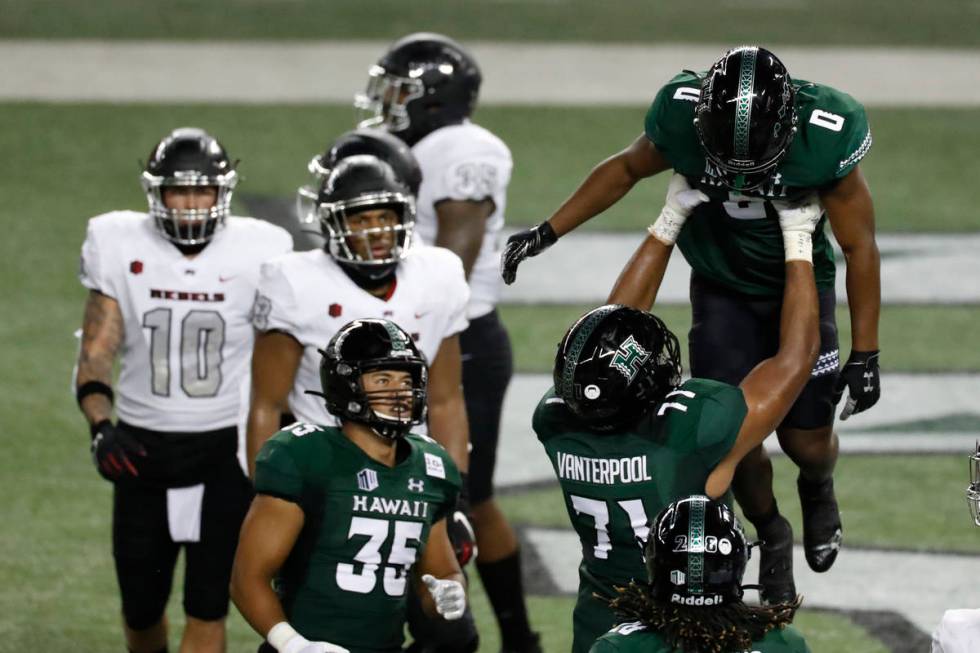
[447,505,478,567]
[500,221,558,285]
[90,420,146,481]
[832,350,880,421]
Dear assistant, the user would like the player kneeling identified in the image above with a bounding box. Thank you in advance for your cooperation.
[591,495,810,653]
[231,319,466,653]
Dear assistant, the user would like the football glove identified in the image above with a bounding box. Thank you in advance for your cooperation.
[500,221,557,285]
[833,350,881,420]
[267,622,349,653]
[422,574,466,621]
[772,193,823,262]
[448,506,478,567]
[648,173,709,246]
[90,419,146,481]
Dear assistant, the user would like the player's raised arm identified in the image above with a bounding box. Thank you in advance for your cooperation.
[705,197,822,498]
[501,135,670,284]
[607,173,708,310]
[246,331,303,478]
[426,335,470,473]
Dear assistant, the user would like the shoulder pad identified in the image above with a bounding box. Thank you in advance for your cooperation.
[645,71,705,176]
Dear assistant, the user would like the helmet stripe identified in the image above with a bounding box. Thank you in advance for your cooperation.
[733,47,758,160]
[559,306,617,397]
[687,496,707,594]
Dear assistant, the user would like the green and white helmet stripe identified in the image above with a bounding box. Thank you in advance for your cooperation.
[686,495,708,594]
[733,46,758,160]
[558,305,618,396]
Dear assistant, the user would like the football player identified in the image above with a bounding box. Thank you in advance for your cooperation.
[504,45,881,602]
[533,185,820,652]
[232,318,466,653]
[969,441,980,527]
[590,496,810,653]
[74,127,292,653]
[355,33,538,653]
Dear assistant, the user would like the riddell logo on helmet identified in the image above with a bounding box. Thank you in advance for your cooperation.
[670,593,722,606]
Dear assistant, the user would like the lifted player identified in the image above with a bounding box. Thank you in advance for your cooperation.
[356,33,536,653]
[232,318,465,653]
[505,46,881,602]
[75,127,292,653]
[532,184,820,652]
[591,496,810,653]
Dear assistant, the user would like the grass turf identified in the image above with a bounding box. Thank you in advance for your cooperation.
[500,303,980,374]
[2,0,979,48]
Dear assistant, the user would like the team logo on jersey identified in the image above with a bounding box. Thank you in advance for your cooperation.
[357,468,379,492]
[670,570,686,586]
[251,293,272,331]
[329,303,343,318]
[130,260,143,275]
[610,335,650,382]
[408,477,425,492]
[424,452,446,479]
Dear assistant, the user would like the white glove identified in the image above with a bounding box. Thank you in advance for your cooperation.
[648,173,710,245]
[772,193,823,262]
[422,573,466,620]
[267,622,349,653]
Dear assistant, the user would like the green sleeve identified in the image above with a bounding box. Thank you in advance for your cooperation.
[588,636,621,653]
[532,388,566,444]
[433,452,463,523]
[643,72,701,172]
[692,381,748,468]
[789,82,871,185]
[833,101,871,179]
[254,432,306,502]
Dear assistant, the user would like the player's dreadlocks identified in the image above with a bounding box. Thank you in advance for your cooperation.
[604,581,801,653]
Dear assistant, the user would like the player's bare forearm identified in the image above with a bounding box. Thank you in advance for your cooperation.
[76,290,123,425]
[435,199,493,279]
[417,519,465,618]
[231,495,304,637]
[824,165,880,351]
[427,336,470,472]
[548,134,670,237]
[248,331,303,477]
[607,234,674,310]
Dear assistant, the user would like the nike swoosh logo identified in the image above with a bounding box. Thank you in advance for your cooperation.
[219,275,236,283]
[414,312,428,319]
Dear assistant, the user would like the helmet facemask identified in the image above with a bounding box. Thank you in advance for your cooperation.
[357,363,428,439]
[969,442,980,526]
[355,64,425,134]
[141,170,238,246]
[319,192,416,277]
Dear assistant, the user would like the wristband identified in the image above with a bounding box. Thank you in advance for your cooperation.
[648,208,683,246]
[76,381,114,407]
[783,231,813,263]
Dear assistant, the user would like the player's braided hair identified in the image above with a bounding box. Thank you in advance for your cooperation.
[604,581,801,653]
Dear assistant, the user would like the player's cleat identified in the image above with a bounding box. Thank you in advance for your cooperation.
[500,632,542,653]
[798,475,843,572]
[757,514,797,606]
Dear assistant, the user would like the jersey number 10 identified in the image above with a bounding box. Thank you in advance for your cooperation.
[142,308,225,397]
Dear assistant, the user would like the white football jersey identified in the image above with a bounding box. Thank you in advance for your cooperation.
[932,609,980,653]
[412,121,512,319]
[79,211,292,432]
[251,246,470,425]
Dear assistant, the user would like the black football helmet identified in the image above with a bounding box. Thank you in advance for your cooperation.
[297,128,422,226]
[355,32,481,146]
[554,305,682,431]
[315,319,428,439]
[969,442,980,526]
[646,496,750,606]
[693,46,797,192]
[140,127,238,246]
[317,154,416,284]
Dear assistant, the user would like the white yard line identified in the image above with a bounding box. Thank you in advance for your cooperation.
[524,529,980,634]
[1,40,979,105]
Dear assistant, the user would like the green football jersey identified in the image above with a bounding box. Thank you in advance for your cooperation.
[591,620,811,653]
[645,71,872,297]
[255,422,461,653]
[533,378,747,653]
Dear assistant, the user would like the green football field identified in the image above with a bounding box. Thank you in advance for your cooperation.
[3,4,979,650]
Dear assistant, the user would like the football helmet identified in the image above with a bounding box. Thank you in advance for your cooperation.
[969,442,980,526]
[315,318,428,439]
[646,495,750,606]
[317,154,416,284]
[693,46,797,192]
[140,127,238,246]
[554,305,682,431]
[297,128,422,227]
[355,32,481,146]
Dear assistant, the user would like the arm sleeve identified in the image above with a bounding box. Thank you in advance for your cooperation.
[252,259,303,337]
[834,103,872,179]
[254,436,305,503]
[696,384,748,468]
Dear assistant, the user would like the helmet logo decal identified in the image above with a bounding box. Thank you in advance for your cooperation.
[687,496,707,595]
[610,335,651,383]
[584,384,601,400]
[670,570,685,586]
[733,47,758,160]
